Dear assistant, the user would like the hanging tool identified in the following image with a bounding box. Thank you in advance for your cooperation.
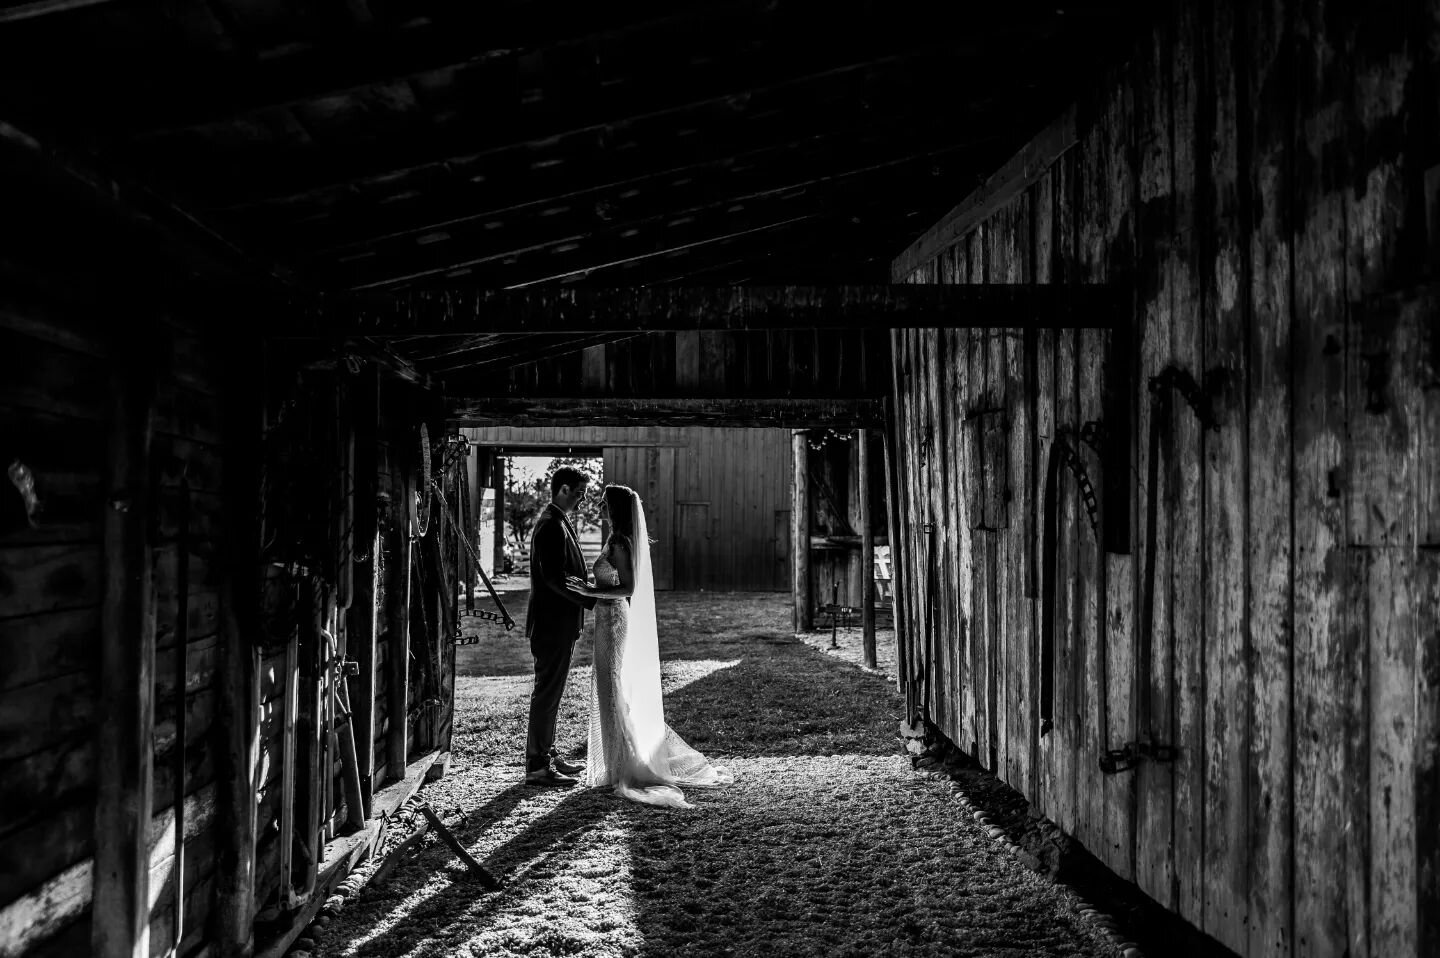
[1099,365,1216,774]
[1038,425,1102,738]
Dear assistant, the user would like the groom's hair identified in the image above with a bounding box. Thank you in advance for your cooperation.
[549,466,588,496]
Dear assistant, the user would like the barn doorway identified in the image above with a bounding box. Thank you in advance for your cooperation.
[490,454,604,582]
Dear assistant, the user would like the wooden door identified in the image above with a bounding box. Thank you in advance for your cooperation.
[676,502,711,590]
[602,446,676,590]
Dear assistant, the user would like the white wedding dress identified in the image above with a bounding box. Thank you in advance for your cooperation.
[586,492,732,808]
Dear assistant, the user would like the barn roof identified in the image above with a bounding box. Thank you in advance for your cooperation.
[0,0,1146,389]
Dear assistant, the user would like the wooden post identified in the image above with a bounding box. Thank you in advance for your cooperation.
[93,337,157,958]
[492,453,506,574]
[347,365,378,816]
[858,429,876,669]
[214,340,260,955]
[386,401,413,781]
[791,431,811,632]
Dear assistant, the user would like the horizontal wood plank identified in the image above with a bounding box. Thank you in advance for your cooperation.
[450,396,884,428]
[274,284,1127,337]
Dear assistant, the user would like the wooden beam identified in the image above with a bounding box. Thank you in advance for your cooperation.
[452,397,883,428]
[0,0,117,24]
[0,119,292,289]
[792,432,812,632]
[128,2,764,134]
[288,91,990,254]
[858,428,876,669]
[277,284,1127,338]
[356,211,821,292]
[428,332,634,375]
[890,104,1078,280]
[332,141,983,292]
[92,331,157,958]
[177,3,1044,210]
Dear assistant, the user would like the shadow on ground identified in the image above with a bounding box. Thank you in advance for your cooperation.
[317,593,1117,958]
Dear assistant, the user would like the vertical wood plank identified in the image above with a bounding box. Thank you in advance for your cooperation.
[883,390,908,695]
[1291,0,1356,954]
[928,329,956,739]
[1134,0,1177,909]
[1168,0,1205,927]
[951,326,976,755]
[348,367,378,818]
[491,455,506,576]
[1416,549,1440,958]
[1202,0,1252,945]
[93,335,157,958]
[386,411,413,781]
[1243,0,1295,951]
[859,428,876,669]
[1052,155,1083,838]
[1006,320,1032,795]
[792,431,811,633]
[214,333,260,958]
[1366,549,1418,956]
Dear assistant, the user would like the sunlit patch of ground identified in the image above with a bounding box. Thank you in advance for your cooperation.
[317,593,1120,958]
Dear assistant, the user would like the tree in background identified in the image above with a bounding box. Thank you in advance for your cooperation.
[547,456,603,530]
[502,456,604,550]
[503,469,546,550]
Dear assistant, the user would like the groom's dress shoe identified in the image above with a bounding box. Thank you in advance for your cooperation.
[525,766,579,787]
[552,757,586,776]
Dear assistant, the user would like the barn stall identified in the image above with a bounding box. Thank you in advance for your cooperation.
[0,139,475,955]
[886,4,1440,958]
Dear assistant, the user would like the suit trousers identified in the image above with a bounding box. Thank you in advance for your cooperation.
[526,628,578,771]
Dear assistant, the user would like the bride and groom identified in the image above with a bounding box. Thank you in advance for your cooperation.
[523,467,732,808]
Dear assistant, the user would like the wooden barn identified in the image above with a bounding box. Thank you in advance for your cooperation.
[0,2,1435,958]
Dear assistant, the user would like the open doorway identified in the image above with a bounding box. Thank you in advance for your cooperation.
[486,454,604,588]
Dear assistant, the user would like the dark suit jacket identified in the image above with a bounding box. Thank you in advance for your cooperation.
[526,503,596,640]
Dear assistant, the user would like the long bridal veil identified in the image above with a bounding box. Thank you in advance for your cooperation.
[589,487,732,808]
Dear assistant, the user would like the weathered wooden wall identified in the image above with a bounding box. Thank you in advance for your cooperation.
[463,425,793,591]
[888,3,1440,956]
[0,275,228,956]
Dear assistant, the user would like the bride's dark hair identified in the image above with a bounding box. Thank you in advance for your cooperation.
[603,484,638,539]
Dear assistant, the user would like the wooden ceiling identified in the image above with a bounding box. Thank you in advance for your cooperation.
[0,0,1146,387]
[0,0,1148,289]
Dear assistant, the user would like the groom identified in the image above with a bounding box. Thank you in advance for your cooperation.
[523,466,596,786]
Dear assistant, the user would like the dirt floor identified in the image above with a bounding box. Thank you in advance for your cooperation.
[313,592,1123,958]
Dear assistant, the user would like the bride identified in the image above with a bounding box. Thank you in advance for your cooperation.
[564,483,733,808]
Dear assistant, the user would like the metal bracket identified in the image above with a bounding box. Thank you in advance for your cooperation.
[1149,366,1219,431]
[1099,739,1179,775]
[1078,419,1106,455]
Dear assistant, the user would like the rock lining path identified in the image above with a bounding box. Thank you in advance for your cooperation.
[315,593,1120,958]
